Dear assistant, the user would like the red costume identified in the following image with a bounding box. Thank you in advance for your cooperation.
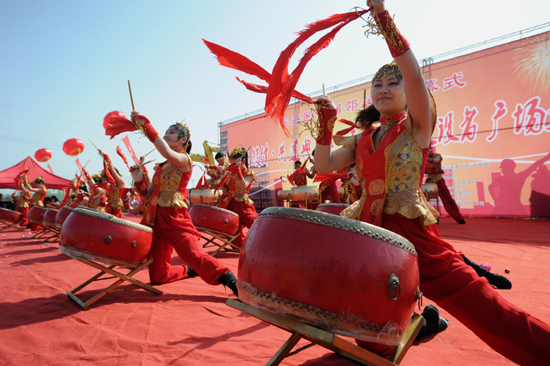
[29,180,47,231]
[333,104,550,365]
[220,163,258,248]
[138,157,229,285]
[14,173,31,226]
[425,153,464,222]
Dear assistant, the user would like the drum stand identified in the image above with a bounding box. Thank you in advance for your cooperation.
[0,219,24,233]
[200,229,241,257]
[63,253,163,310]
[226,299,423,366]
[288,198,319,210]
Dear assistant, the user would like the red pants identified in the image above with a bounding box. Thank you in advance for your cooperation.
[149,207,229,285]
[321,184,341,203]
[111,208,124,219]
[427,177,464,221]
[228,200,258,247]
[358,213,550,365]
[16,206,29,226]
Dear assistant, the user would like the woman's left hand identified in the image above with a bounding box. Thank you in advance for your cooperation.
[316,95,336,109]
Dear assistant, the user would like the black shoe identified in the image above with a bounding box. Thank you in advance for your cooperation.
[457,219,466,224]
[415,305,449,342]
[217,270,239,297]
[461,255,512,290]
[186,265,198,279]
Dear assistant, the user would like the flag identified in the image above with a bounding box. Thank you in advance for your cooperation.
[122,136,140,165]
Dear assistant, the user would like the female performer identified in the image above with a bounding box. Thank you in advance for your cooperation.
[313,1,550,364]
[98,150,126,218]
[14,172,31,227]
[27,176,47,231]
[219,148,258,248]
[129,112,238,295]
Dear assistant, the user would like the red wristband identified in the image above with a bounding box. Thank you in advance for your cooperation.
[315,104,337,145]
[374,10,410,58]
[133,115,160,143]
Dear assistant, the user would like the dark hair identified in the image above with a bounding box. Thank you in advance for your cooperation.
[51,196,58,202]
[311,149,315,157]
[44,197,52,204]
[215,152,224,160]
[93,176,101,183]
[34,177,45,185]
[230,148,249,168]
[170,123,192,154]
[355,104,381,129]
[294,160,302,166]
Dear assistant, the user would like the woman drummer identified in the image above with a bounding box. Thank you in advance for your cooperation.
[313,1,550,364]
[26,176,47,231]
[219,147,258,248]
[14,172,31,227]
[97,149,126,219]
[129,112,238,295]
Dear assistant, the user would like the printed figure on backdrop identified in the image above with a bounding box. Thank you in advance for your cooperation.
[488,152,550,217]
[529,165,550,219]
[127,112,238,295]
[313,1,547,363]
[219,147,258,248]
[424,149,466,224]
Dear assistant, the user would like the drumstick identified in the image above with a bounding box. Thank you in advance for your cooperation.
[363,88,366,107]
[139,159,156,167]
[83,159,91,169]
[89,139,100,152]
[128,80,135,111]
[322,83,326,95]
[142,148,155,158]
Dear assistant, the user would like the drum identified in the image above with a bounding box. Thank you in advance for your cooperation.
[316,203,349,216]
[59,207,153,267]
[28,206,48,226]
[189,204,239,239]
[290,186,319,203]
[421,183,439,200]
[238,207,420,346]
[190,189,220,205]
[55,206,75,229]
[277,190,290,201]
[0,207,22,223]
[43,208,59,228]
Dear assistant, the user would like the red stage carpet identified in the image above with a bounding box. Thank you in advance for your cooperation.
[0,216,549,365]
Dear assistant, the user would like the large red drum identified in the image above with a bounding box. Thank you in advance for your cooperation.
[0,208,23,223]
[189,204,239,239]
[316,203,349,216]
[59,207,153,268]
[55,206,75,229]
[43,208,59,227]
[28,206,48,226]
[238,207,420,346]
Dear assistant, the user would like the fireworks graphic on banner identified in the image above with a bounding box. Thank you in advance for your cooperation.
[513,36,550,94]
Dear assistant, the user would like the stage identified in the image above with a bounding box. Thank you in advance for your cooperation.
[0,216,548,366]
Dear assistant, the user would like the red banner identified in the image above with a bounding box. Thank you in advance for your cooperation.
[75,158,85,177]
[122,136,140,165]
[47,164,54,174]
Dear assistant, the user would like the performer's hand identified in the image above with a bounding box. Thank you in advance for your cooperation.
[130,165,144,182]
[316,95,336,109]
[130,113,159,143]
[367,0,386,14]
[98,149,106,157]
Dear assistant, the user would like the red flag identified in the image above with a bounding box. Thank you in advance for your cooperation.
[104,111,136,139]
[47,164,54,174]
[116,145,131,170]
[122,136,140,165]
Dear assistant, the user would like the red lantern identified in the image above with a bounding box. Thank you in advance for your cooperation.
[63,138,85,156]
[34,148,52,162]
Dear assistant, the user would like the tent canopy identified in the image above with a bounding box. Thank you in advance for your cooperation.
[0,156,72,190]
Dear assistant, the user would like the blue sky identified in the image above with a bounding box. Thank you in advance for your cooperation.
[1,0,549,193]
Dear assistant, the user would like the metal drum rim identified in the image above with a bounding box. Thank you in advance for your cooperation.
[190,204,239,217]
[317,203,349,208]
[72,207,153,233]
[258,207,417,256]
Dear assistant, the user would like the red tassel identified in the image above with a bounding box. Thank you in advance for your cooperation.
[266,11,367,131]
[116,146,131,170]
[104,111,135,139]
[335,119,356,136]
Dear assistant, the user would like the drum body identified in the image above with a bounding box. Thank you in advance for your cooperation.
[316,203,349,216]
[189,204,239,239]
[290,186,319,203]
[189,189,220,205]
[43,208,59,227]
[238,207,420,346]
[28,206,48,226]
[421,183,439,200]
[55,206,75,229]
[0,208,22,223]
[277,190,290,201]
[59,207,153,267]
